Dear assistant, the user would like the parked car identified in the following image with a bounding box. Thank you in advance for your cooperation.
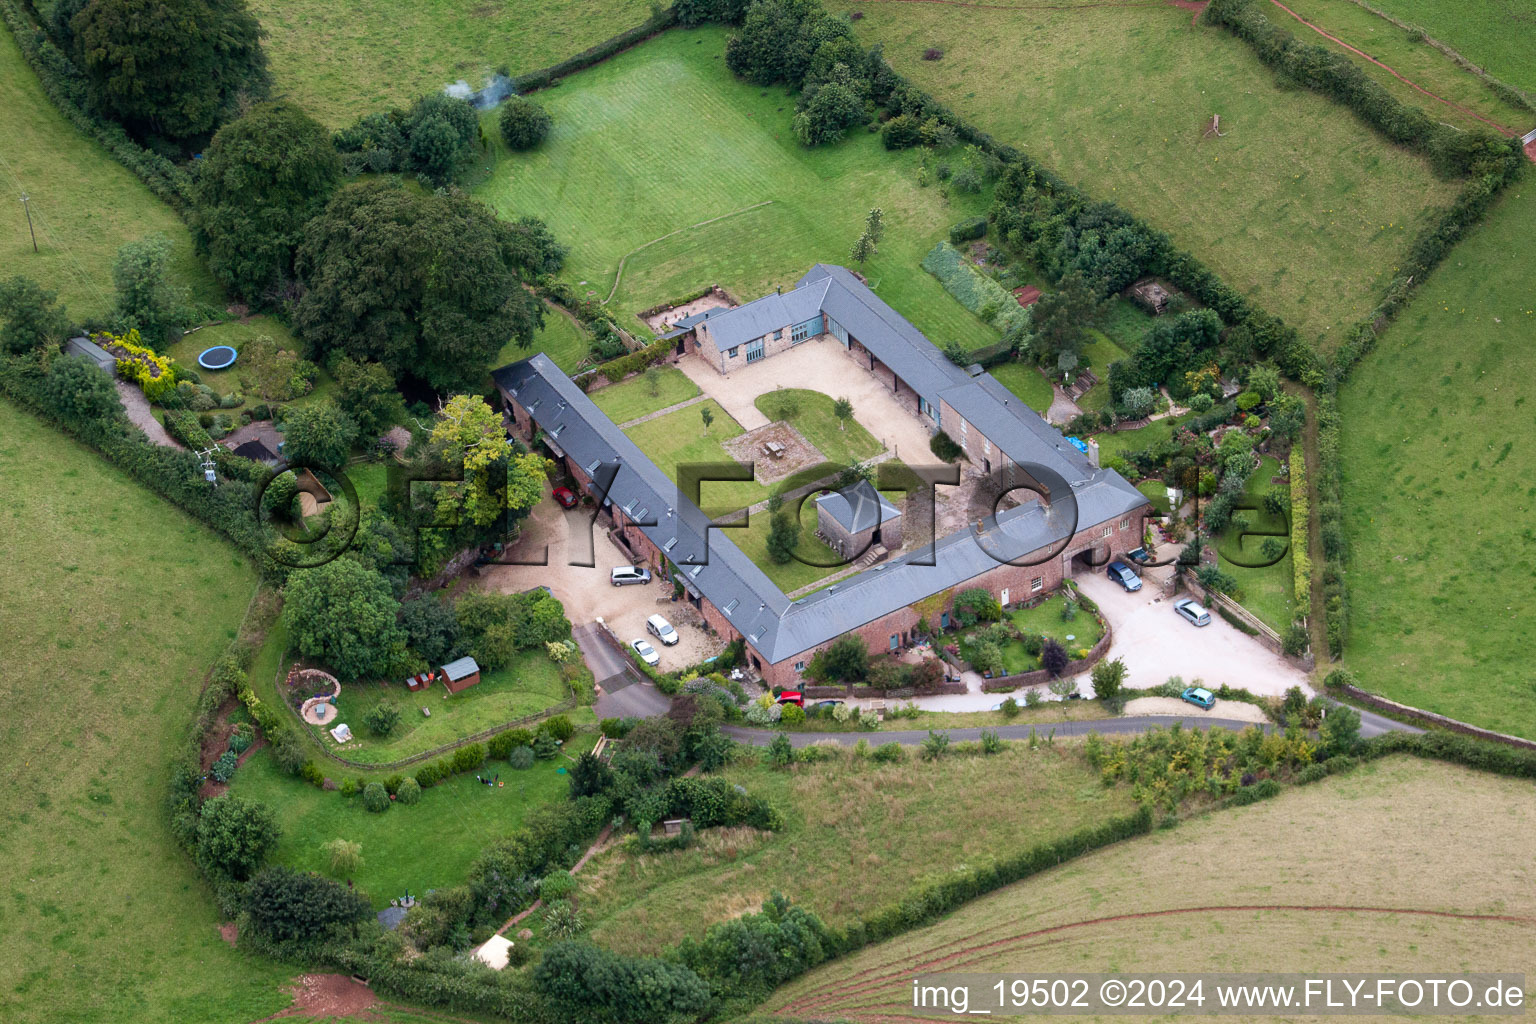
[646,613,678,645]
[1173,598,1212,627]
[809,699,844,714]
[630,638,660,667]
[1127,546,1151,565]
[1181,686,1215,710]
[776,690,805,707]
[552,486,578,509]
[610,565,651,586]
[1106,560,1142,592]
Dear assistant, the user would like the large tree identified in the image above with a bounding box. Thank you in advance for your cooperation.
[243,866,371,943]
[281,401,357,469]
[193,100,340,300]
[111,235,190,345]
[293,182,563,392]
[72,0,269,141]
[402,93,480,187]
[1028,270,1107,369]
[195,795,279,881]
[281,558,404,679]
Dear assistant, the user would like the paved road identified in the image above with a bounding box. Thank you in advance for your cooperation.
[575,622,640,693]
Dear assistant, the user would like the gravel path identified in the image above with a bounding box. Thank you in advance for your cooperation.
[114,382,183,448]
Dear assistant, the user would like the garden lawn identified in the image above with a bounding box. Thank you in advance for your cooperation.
[577,742,1136,954]
[590,366,699,424]
[245,0,657,126]
[1075,330,1130,412]
[475,27,998,353]
[1363,0,1536,93]
[763,756,1536,1018]
[988,360,1054,413]
[495,301,591,376]
[827,0,1459,346]
[1137,479,1173,515]
[228,731,598,906]
[1338,186,1536,738]
[161,316,339,421]
[755,388,884,465]
[725,500,844,594]
[0,401,296,1024]
[623,398,768,514]
[1214,454,1296,632]
[0,26,219,321]
[1272,0,1531,132]
[956,593,1106,676]
[310,650,575,766]
[1091,413,1192,462]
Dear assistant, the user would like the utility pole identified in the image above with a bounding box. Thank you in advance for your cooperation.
[20,193,37,253]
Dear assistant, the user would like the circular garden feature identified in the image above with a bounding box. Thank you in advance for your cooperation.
[197,345,238,370]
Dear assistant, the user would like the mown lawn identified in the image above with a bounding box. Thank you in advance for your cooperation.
[1214,454,1296,632]
[623,398,768,514]
[988,360,1054,413]
[591,366,699,424]
[1075,330,1132,412]
[1274,0,1532,132]
[245,0,657,126]
[1091,413,1193,462]
[953,593,1105,675]
[1338,186,1536,738]
[0,401,296,1024]
[494,301,591,375]
[1363,0,1536,93]
[578,742,1136,954]
[725,499,845,594]
[827,0,1459,346]
[302,647,575,766]
[229,731,598,907]
[161,315,340,421]
[475,27,998,352]
[755,388,884,465]
[0,26,219,321]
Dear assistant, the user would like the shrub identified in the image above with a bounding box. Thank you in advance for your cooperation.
[210,750,239,782]
[1090,657,1127,705]
[542,899,585,940]
[243,866,372,945]
[540,714,574,741]
[980,729,1003,754]
[1040,638,1069,677]
[532,734,559,760]
[921,730,951,760]
[929,430,964,462]
[539,871,578,902]
[362,782,390,813]
[949,216,988,244]
[998,697,1020,718]
[363,701,401,737]
[396,777,421,805]
[450,742,486,775]
[498,96,553,150]
[509,746,536,770]
[323,838,364,877]
[871,742,904,763]
[780,702,806,726]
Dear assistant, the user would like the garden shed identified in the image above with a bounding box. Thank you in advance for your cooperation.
[814,480,903,557]
[440,656,482,694]
[1126,279,1171,314]
[65,335,116,372]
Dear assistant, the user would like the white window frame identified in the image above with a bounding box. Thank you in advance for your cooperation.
[727,347,739,358]
[1120,518,1130,530]
[1031,576,1044,592]
[1100,525,1113,539]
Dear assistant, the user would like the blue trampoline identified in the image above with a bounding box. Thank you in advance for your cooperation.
[197,345,238,370]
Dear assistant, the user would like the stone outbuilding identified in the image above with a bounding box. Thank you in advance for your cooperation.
[814,481,903,559]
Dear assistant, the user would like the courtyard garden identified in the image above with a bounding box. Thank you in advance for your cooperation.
[754,388,884,466]
[946,591,1106,679]
[591,365,700,424]
[474,26,999,353]
[623,398,769,514]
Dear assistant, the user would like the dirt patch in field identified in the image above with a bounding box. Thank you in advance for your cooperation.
[722,421,824,483]
[219,922,238,946]
[1012,285,1042,307]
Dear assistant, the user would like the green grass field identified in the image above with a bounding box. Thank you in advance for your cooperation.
[0,27,219,322]
[229,731,598,906]
[828,0,1460,346]
[725,499,845,593]
[1364,0,1536,94]
[306,649,574,765]
[590,366,699,423]
[1215,454,1297,631]
[624,398,769,514]
[578,742,1136,955]
[755,388,884,466]
[0,401,297,1024]
[1338,186,1536,738]
[247,0,657,126]
[763,755,1536,1019]
[474,27,998,351]
[1273,0,1532,133]
[988,359,1055,412]
[495,301,592,375]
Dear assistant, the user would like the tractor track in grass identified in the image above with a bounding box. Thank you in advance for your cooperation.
[781,904,1536,1016]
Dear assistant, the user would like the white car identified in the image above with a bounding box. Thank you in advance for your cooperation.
[630,638,660,667]
[646,614,679,645]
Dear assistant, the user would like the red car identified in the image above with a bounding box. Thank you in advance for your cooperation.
[776,691,804,708]
[552,486,578,509]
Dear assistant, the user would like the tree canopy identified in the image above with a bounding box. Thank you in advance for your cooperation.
[281,401,357,469]
[71,0,269,141]
[293,182,565,392]
[498,96,553,150]
[281,558,404,679]
[193,100,340,300]
[403,94,480,187]
[0,277,71,355]
[195,795,279,881]
[243,866,372,944]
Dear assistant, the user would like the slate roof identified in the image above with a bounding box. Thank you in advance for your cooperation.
[65,335,116,371]
[815,481,902,534]
[494,266,1149,664]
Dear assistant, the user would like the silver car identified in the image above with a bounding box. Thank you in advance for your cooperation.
[1174,598,1212,626]
[610,565,652,586]
[630,638,660,666]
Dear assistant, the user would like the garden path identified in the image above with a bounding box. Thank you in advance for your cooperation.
[115,381,182,448]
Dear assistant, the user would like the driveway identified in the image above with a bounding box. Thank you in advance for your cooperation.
[476,495,723,673]
[676,338,937,464]
[1074,569,1312,698]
